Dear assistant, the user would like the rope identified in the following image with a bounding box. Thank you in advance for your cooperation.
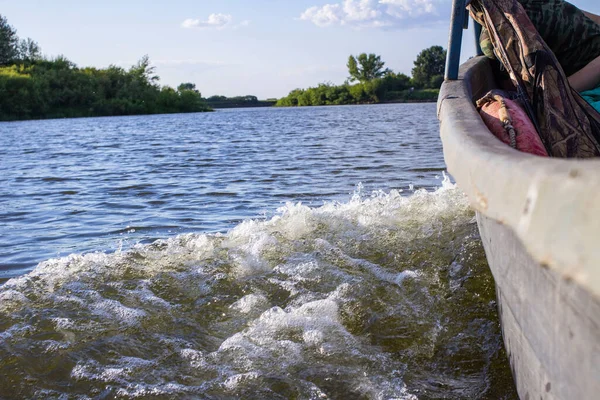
[494,95,518,149]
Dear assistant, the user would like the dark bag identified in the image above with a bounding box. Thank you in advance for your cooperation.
[469,0,600,158]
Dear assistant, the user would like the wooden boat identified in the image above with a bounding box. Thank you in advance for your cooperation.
[438,55,600,399]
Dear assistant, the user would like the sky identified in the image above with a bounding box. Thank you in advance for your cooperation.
[0,0,598,99]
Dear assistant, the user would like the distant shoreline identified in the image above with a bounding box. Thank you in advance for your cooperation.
[211,101,437,109]
[208,100,276,109]
[275,87,440,108]
[0,109,218,123]
[209,99,438,110]
[270,98,438,109]
[0,100,440,122]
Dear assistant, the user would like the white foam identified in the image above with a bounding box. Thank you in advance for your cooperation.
[179,348,207,369]
[223,371,261,391]
[229,293,270,314]
[0,289,30,312]
[91,299,147,326]
[303,329,324,346]
[0,182,477,398]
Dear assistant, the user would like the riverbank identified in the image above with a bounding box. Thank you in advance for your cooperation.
[209,97,437,110]
[276,87,439,107]
[0,58,212,122]
[204,95,276,109]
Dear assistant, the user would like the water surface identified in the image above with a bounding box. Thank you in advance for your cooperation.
[0,104,516,399]
[1,104,444,279]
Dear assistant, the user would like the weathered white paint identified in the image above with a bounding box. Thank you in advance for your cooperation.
[479,213,600,400]
[438,56,600,400]
[438,56,600,300]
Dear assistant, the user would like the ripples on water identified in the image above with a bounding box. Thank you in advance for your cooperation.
[0,104,444,279]
[0,104,516,398]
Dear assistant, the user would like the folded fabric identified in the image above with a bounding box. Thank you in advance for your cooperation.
[581,86,600,113]
[477,91,549,157]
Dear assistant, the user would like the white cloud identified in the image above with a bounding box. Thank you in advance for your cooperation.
[300,0,444,29]
[300,4,343,27]
[181,13,234,29]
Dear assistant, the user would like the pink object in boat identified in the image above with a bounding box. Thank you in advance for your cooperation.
[478,95,548,157]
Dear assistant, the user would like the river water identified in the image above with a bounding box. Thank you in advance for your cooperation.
[0,104,517,399]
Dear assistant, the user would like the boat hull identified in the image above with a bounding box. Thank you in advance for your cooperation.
[438,56,600,400]
[477,213,600,400]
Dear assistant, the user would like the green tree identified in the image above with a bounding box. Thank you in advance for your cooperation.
[347,55,359,81]
[411,45,446,88]
[0,15,19,65]
[178,82,198,92]
[18,38,42,62]
[130,55,159,86]
[382,72,411,91]
[347,53,389,83]
[0,54,212,121]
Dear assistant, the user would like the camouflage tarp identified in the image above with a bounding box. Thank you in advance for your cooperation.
[469,0,600,158]
[478,0,600,77]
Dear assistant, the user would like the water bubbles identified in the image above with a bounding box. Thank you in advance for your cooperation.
[0,184,513,398]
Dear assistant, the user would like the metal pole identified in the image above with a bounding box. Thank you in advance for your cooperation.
[444,0,466,80]
[474,21,483,56]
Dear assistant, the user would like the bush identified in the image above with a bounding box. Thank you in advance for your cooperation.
[0,58,211,121]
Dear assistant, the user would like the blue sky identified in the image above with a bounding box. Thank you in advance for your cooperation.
[1,0,598,98]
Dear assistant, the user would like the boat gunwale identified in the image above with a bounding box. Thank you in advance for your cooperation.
[437,56,600,299]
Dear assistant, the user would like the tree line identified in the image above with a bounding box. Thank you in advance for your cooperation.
[0,15,211,121]
[204,95,276,109]
[276,46,446,107]
[0,13,448,119]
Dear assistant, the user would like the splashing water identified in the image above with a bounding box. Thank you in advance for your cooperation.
[0,179,516,399]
